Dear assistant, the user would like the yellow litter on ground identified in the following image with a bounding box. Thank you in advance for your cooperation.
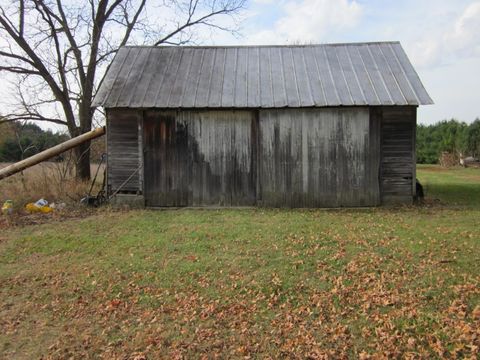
[2,200,13,215]
[25,201,53,214]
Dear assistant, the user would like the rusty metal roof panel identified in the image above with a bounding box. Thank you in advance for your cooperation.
[92,42,433,108]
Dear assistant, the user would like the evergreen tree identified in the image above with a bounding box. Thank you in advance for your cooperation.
[416,119,480,164]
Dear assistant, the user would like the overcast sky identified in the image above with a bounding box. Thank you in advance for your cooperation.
[212,0,480,124]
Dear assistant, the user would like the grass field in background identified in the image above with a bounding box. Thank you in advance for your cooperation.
[417,164,480,207]
[0,165,479,358]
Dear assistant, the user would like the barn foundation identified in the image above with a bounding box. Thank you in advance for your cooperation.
[109,194,145,209]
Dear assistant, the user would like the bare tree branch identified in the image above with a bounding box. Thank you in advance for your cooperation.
[0,65,40,75]
[0,50,36,66]
[153,4,243,46]
[18,0,24,36]
[118,0,147,47]
[1,114,68,126]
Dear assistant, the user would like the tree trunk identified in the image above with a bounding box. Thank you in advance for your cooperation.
[73,104,94,180]
[75,140,91,180]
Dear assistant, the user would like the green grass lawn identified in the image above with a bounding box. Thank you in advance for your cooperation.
[1,166,479,358]
[417,164,480,207]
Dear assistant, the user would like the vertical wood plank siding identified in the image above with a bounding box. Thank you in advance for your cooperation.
[106,109,142,193]
[258,108,380,207]
[379,106,416,204]
[107,106,416,207]
[143,110,256,207]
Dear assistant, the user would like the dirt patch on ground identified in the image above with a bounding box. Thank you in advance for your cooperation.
[0,207,98,230]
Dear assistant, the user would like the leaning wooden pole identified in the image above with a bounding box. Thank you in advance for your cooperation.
[0,126,105,180]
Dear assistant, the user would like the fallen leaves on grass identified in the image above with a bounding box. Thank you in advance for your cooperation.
[1,208,479,359]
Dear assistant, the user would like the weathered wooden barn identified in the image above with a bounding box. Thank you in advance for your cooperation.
[92,42,433,208]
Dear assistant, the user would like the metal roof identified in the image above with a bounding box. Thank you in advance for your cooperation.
[93,42,433,108]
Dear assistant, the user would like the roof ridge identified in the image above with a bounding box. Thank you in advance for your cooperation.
[121,41,401,49]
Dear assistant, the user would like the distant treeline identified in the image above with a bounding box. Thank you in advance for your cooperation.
[0,122,69,162]
[417,119,480,164]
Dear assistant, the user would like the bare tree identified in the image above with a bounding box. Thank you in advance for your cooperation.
[0,0,244,179]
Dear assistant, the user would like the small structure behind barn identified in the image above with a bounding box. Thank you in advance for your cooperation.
[93,42,433,208]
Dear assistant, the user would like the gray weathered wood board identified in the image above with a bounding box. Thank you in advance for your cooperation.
[143,110,256,207]
[107,109,142,193]
[105,106,418,207]
[258,108,380,207]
